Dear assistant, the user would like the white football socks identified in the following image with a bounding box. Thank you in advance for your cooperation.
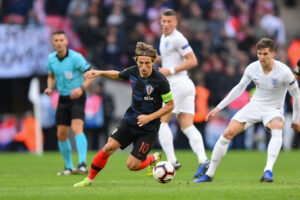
[206,135,231,178]
[264,129,282,172]
[158,123,177,164]
[183,125,207,164]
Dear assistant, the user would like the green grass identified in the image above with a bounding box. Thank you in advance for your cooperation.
[1,150,300,200]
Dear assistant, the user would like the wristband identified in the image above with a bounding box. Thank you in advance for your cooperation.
[169,67,176,75]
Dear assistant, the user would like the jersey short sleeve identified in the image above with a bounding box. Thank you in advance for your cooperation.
[286,66,297,86]
[175,34,193,57]
[46,55,53,73]
[158,74,173,103]
[74,53,90,72]
[119,66,136,80]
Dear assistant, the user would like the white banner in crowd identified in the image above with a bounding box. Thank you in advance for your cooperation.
[0,25,50,78]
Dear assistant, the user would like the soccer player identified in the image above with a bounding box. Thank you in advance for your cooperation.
[45,30,93,175]
[155,9,208,177]
[73,42,174,187]
[293,59,300,133]
[194,38,300,183]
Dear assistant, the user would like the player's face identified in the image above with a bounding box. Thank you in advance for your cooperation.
[257,48,275,68]
[52,34,68,53]
[161,15,177,36]
[136,56,154,78]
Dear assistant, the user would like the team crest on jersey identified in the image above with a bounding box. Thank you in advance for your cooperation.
[272,78,279,87]
[146,85,154,95]
[145,85,154,100]
[164,41,169,49]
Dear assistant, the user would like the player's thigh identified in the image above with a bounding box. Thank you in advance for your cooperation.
[223,120,246,140]
[232,103,262,127]
[131,130,157,161]
[71,93,86,124]
[109,120,133,150]
[177,112,194,131]
[56,98,71,126]
[263,109,285,130]
[171,78,195,115]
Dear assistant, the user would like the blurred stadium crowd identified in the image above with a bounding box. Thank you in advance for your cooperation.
[0,0,300,152]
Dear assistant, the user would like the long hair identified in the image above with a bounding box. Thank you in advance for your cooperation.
[134,42,157,62]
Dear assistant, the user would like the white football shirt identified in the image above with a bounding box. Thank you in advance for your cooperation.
[218,60,296,110]
[159,29,193,78]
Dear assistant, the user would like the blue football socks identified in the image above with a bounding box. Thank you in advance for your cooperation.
[75,133,88,165]
[58,139,74,169]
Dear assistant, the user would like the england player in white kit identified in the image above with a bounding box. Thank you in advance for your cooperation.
[153,9,208,178]
[194,38,300,183]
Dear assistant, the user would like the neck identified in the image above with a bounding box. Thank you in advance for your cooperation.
[262,60,274,73]
[57,49,67,58]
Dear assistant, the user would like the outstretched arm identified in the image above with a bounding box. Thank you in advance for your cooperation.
[288,80,300,132]
[205,69,251,121]
[159,52,197,76]
[84,69,122,80]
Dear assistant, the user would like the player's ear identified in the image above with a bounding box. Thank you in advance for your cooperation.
[272,51,275,58]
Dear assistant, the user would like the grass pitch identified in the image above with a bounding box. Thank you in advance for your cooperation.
[1,150,300,200]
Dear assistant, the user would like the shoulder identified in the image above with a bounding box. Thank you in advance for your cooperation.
[173,30,186,39]
[274,60,294,77]
[120,65,138,76]
[151,69,169,82]
[125,65,138,73]
[47,51,57,64]
[275,60,291,71]
[245,61,260,73]
[69,49,84,59]
[48,51,57,60]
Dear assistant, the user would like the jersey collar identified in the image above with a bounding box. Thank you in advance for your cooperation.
[56,49,69,61]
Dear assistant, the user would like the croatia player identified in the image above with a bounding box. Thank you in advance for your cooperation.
[153,9,208,178]
[194,38,300,183]
[73,42,174,187]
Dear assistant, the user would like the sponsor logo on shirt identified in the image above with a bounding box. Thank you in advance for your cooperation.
[64,71,73,79]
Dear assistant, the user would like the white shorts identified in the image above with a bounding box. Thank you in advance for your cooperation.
[168,76,195,115]
[232,101,285,129]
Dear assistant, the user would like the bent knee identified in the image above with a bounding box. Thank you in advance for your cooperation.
[223,131,235,140]
[267,118,285,130]
[103,143,117,155]
[126,162,139,171]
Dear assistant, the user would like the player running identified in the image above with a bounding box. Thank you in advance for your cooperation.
[73,42,174,187]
